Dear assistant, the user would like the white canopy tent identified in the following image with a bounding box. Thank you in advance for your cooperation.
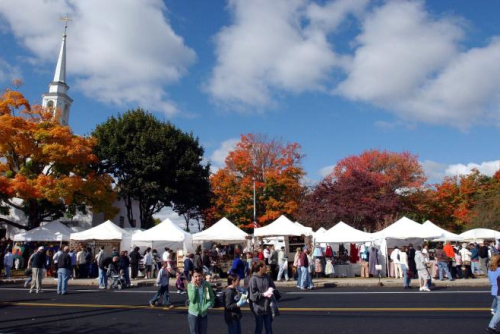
[254,215,305,237]
[132,218,193,252]
[121,228,145,252]
[373,217,442,244]
[422,220,463,242]
[315,221,374,243]
[14,221,73,242]
[460,228,500,241]
[315,227,327,235]
[70,220,128,241]
[192,217,248,244]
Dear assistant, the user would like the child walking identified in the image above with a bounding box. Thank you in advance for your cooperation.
[149,262,173,308]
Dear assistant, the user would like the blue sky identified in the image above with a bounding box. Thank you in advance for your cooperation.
[1,0,500,190]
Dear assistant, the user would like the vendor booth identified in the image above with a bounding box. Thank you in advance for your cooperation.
[193,217,249,275]
[14,221,73,243]
[315,222,375,278]
[373,217,441,277]
[70,220,128,256]
[460,228,500,242]
[131,218,193,253]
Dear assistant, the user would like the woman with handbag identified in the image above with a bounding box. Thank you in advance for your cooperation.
[248,260,279,334]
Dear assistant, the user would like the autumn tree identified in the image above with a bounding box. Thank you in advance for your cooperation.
[93,109,210,229]
[209,134,305,229]
[0,89,118,230]
[298,150,426,231]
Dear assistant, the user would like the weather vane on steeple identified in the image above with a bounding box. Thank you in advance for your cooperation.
[60,14,72,37]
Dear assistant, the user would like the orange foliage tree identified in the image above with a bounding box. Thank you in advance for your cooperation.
[0,89,118,230]
[208,134,305,230]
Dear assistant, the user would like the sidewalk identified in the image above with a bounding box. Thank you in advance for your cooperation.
[0,276,489,289]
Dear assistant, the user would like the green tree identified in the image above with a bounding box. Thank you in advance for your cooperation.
[93,109,210,229]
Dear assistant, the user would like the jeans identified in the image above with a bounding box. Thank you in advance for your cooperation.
[492,296,498,313]
[296,266,302,286]
[277,264,288,281]
[227,319,242,334]
[437,261,452,280]
[98,268,107,288]
[254,313,273,334]
[400,264,411,287]
[489,296,500,329]
[188,314,208,334]
[4,265,11,278]
[300,266,308,288]
[471,260,480,276]
[123,267,130,286]
[149,285,170,305]
[57,268,70,294]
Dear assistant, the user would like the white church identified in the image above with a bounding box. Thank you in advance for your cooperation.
[0,23,140,239]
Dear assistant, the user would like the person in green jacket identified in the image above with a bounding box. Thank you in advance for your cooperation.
[187,268,215,334]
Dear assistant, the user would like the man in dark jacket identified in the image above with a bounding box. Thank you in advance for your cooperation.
[129,247,142,280]
[479,241,489,275]
[99,256,113,289]
[30,246,46,294]
[57,246,72,295]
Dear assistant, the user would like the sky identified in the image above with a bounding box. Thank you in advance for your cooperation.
[1,0,500,227]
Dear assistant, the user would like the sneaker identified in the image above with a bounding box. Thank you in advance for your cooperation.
[491,309,495,316]
[99,286,105,290]
[177,290,180,294]
[486,327,499,334]
[164,304,174,309]
[422,287,431,292]
[419,287,423,291]
[149,302,155,307]
[36,290,44,294]
[29,290,33,294]
[180,291,186,295]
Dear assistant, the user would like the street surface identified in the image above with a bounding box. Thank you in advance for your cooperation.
[0,284,493,334]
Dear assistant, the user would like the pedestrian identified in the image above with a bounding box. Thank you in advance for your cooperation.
[149,261,173,308]
[471,243,481,276]
[162,247,170,263]
[203,250,212,275]
[415,246,430,292]
[276,247,289,281]
[143,248,153,279]
[230,253,245,280]
[45,250,54,278]
[69,249,76,279]
[76,248,87,278]
[300,248,312,290]
[119,250,131,287]
[460,243,474,279]
[57,246,72,295]
[223,273,246,334]
[263,246,270,265]
[408,243,417,277]
[480,241,489,276]
[248,260,277,334]
[268,246,278,280]
[187,268,215,334]
[152,249,161,277]
[390,246,402,279]
[3,247,13,278]
[436,244,454,281]
[95,246,105,286]
[293,248,302,288]
[400,247,412,289]
[53,248,63,278]
[184,253,194,281]
[486,255,500,333]
[98,255,113,290]
[194,250,203,272]
[24,251,36,288]
[30,246,46,293]
[454,247,463,279]
[129,246,142,280]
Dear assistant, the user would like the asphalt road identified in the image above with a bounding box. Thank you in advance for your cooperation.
[0,284,494,334]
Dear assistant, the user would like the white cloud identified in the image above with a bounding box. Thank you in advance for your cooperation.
[153,207,202,232]
[422,159,500,183]
[445,160,500,178]
[209,138,239,173]
[318,164,335,178]
[207,0,367,109]
[0,0,195,117]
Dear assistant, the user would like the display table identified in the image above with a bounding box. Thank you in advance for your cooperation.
[333,264,354,278]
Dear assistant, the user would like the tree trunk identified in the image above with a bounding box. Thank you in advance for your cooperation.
[124,195,136,227]
[27,199,42,230]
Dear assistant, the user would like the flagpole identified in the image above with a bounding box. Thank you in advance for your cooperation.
[253,179,257,231]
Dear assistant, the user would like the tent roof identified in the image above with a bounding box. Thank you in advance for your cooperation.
[132,218,192,243]
[294,221,314,236]
[315,221,373,243]
[315,227,327,234]
[422,220,463,241]
[70,220,128,241]
[459,228,500,241]
[14,221,73,242]
[193,217,248,243]
[373,216,441,240]
[254,215,305,237]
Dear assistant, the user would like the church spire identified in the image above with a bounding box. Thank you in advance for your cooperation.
[53,20,68,83]
[42,16,73,126]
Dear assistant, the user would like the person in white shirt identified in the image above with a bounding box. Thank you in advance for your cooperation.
[276,247,289,281]
[162,247,170,263]
[400,247,411,289]
[390,247,402,279]
[263,246,270,265]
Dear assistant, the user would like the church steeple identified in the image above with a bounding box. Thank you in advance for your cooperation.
[42,16,73,126]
